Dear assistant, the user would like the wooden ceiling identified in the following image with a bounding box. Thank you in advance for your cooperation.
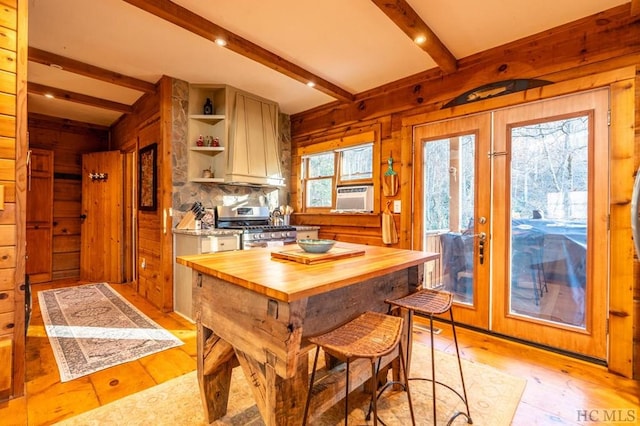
[26,0,636,126]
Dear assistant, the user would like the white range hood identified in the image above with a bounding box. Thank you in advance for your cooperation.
[226,91,284,187]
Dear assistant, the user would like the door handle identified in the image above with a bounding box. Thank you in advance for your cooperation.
[467,232,486,240]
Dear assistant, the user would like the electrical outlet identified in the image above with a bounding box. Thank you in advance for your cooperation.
[141,258,146,269]
[393,200,401,213]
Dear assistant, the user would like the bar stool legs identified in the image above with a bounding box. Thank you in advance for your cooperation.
[417,307,472,425]
[301,311,415,426]
[387,289,473,425]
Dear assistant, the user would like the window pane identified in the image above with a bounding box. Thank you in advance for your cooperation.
[511,116,588,220]
[306,178,333,207]
[423,139,451,231]
[308,153,334,178]
[341,145,372,180]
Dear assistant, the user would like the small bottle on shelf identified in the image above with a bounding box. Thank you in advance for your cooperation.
[203,98,213,115]
[196,135,204,146]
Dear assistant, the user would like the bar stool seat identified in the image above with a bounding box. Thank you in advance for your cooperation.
[302,311,415,426]
[386,288,473,425]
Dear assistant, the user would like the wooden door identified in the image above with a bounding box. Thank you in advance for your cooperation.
[491,89,609,359]
[413,114,492,328]
[26,148,53,283]
[80,151,124,283]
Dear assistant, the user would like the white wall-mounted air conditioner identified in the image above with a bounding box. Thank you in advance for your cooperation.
[335,185,374,212]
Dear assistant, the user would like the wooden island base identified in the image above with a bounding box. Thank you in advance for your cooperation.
[178,243,436,425]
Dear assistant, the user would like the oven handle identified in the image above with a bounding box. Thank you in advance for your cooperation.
[243,241,268,249]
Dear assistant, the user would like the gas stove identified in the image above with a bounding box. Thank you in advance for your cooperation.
[215,206,297,249]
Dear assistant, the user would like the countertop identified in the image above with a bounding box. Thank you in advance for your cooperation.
[172,228,242,236]
[173,227,317,235]
[176,242,437,303]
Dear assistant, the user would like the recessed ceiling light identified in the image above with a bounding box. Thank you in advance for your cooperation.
[215,38,227,47]
[44,93,55,99]
[414,35,427,45]
[306,82,315,88]
[50,63,63,70]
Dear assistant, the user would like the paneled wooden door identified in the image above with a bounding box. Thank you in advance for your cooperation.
[413,114,492,328]
[491,89,609,360]
[26,148,53,283]
[80,151,124,283]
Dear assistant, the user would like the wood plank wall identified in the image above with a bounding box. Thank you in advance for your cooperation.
[111,77,174,313]
[27,114,109,280]
[290,5,640,378]
[0,0,26,400]
[634,74,640,378]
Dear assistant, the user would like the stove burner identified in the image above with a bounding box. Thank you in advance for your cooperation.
[237,225,296,233]
[215,205,297,248]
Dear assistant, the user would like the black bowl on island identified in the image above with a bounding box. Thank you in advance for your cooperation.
[297,239,336,254]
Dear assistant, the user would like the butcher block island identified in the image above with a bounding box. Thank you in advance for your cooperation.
[177,243,437,425]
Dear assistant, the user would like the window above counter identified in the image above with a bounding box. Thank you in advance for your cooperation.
[296,131,380,214]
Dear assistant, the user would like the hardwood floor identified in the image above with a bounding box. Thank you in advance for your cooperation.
[1,280,197,426]
[0,279,638,425]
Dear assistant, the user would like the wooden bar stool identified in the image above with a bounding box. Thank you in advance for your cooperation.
[302,311,415,426]
[386,288,472,425]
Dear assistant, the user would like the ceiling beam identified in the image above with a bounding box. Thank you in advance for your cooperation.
[122,0,354,103]
[28,112,111,132]
[28,47,157,94]
[371,0,457,74]
[632,0,640,17]
[27,82,134,114]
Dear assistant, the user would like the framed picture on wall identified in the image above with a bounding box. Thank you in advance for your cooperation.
[138,143,157,211]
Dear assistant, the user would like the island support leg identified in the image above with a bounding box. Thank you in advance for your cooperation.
[235,349,309,426]
[197,324,237,423]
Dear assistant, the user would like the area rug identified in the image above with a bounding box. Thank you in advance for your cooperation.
[38,283,183,382]
[56,343,526,425]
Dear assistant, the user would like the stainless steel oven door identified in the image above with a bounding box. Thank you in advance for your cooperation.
[242,240,285,250]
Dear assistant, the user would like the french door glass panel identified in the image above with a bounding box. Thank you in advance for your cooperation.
[509,116,588,328]
[423,135,475,304]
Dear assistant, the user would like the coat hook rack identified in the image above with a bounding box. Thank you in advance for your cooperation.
[89,172,108,182]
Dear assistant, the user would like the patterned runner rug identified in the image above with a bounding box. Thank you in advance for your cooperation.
[57,342,526,425]
[38,283,183,382]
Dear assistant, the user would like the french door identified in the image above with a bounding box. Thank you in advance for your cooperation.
[413,114,491,328]
[413,89,609,359]
[491,90,608,359]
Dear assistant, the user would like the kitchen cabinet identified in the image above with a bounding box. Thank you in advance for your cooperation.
[187,84,283,186]
[173,231,240,321]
